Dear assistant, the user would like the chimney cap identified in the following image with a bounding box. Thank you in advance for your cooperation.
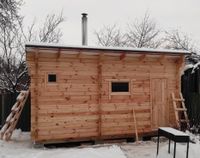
[82,13,87,17]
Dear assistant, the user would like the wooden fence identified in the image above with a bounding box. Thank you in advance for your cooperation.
[182,67,200,127]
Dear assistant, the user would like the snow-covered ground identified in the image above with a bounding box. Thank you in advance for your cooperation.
[0,130,200,158]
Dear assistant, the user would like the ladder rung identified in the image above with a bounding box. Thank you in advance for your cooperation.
[173,98,185,102]
[10,118,16,123]
[12,107,20,113]
[179,119,189,123]
[0,90,29,141]
[171,92,190,130]
[11,103,19,111]
[175,108,187,111]
[6,114,14,122]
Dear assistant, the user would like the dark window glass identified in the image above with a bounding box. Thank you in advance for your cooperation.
[48,74,56,82]
[111,82,129,92]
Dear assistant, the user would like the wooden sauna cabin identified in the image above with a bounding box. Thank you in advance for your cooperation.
[25,43,190,143]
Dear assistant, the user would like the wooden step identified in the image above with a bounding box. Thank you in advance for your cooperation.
[12,107,21,113]
[179,119,189,123]
[175,108,187,111]
[173,98,185,102]
[6,114,13,122]
[11,103,19,111]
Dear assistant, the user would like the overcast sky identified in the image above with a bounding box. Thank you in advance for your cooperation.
[21,0,200,46]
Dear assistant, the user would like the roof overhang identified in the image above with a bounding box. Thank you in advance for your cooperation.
[25,42,191,55]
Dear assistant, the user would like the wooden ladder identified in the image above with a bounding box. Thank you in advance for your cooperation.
[0,90,29,141]
[171,92,190,130]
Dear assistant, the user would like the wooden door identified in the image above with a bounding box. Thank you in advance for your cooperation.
[151,78,168,129]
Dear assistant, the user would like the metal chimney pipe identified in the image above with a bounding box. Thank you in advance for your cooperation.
[82,13,88,46]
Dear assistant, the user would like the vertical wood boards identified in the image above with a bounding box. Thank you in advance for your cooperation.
[33,50,39,140]
[97,54,103,137]
[151,78,168,129]
[26,49,185,143]
[176,55,185,94]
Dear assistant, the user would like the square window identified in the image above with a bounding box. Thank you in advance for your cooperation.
[48,74,56,82]
[111,82,129,92]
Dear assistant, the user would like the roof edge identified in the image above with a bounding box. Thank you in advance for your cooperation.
[25,42,191,55]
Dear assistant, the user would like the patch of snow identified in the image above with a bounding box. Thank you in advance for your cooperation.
[192,62,200,73]
[0,130,126,158]
[181,64,194,76]
[183,64,194,72]
[186,130,200,143]
[1,130,200,158]
[121,140,200,158]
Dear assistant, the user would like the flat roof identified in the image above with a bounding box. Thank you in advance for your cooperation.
[25,42,191,55]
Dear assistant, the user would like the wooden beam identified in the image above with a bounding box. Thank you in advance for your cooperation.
[97,53,103,138]
[99,53,104,61]
[159,54,166,61]
[57,48,61,59]
[34,51,39,61]
[76,51,82,58]
[33,50,39,140]
[139,54,146,61]
[178,55,185,66]
[120,53,126,60]
[108,81,111,100]
[158,54,166,65]
[132,107,139,142]
[176,55,185,94]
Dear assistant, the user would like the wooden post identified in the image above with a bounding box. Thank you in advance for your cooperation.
[33,50,39,140]
[97,53,103,138]
[158,54,166,65]
[120,53,126,60]
[1,94,5,126]
[56,48,61,60]
[132,107,139,142]
[176,55,184,94]
[139,54,146,62]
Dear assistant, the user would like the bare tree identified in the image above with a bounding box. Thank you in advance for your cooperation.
[38,13,64,43]
[95,12,162,48]
[0,0,22,29]
[25,12,64,43]
[125,12,161,48]
[164,30,195,51]
[164,30,198,63]
[94,25,127,47]
[164,30,200,64]
[0,1,65,93]
[0,24,27,92]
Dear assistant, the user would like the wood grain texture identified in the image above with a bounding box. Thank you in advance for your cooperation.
[26,48,185,143]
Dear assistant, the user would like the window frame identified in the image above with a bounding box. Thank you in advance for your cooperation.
[46,73,57,85]
[111,81,130,93]
[108,79,132,98]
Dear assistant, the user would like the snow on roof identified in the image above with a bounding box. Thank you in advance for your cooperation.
[25,42,190,55]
